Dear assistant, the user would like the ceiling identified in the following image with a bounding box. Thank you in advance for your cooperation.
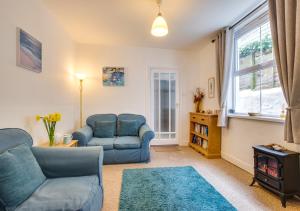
[42,0,263,49]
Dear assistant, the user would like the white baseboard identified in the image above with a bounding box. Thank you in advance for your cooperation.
[221,152,254,175]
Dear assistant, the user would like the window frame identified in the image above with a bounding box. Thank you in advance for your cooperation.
[231,11,282,118]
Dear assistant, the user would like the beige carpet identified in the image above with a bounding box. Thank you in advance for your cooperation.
[152,145,181,152]
[102,147,300,211]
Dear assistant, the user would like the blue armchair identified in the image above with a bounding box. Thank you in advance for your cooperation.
[0,128,104,211]
[73,114,155,164]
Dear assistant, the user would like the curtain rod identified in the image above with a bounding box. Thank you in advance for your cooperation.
[211,0,268,43]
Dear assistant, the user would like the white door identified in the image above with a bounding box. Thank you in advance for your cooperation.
[150,69,179,145]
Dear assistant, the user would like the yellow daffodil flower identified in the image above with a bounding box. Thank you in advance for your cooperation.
[55,113,61,121]
[36,115,41,121]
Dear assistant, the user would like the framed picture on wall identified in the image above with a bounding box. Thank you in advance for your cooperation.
[102,67,125,86]
[208,77,215,98]
[16,28,42,73]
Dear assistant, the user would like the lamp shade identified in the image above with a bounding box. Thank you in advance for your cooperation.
[75,73,86,80]
[151,13,168,37]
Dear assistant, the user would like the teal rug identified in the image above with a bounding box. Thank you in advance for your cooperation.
[119,166,236,211]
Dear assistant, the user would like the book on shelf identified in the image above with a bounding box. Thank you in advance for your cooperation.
[202,139,208,149]
[194,123,208,137]
[192,135,208,149]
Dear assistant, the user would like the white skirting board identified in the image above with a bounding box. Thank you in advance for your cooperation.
[221,151,254,175]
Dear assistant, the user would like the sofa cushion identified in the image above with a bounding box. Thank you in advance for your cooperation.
[0,144,46,208]
[114,136,141,149]
[87,137,115,150]
[16,176,101,211]
[117,114,146,136]
[117,120,139,136]
[94,121,116,138]
[86,114,117,136]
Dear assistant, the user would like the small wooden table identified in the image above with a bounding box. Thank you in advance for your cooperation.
[38,140,78,147]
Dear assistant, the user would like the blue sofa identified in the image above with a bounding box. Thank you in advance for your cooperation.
[0,128,104,211]
[73,114,155,164]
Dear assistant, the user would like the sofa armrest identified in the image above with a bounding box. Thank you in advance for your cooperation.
[139,124,155,146]
[72,125,93,146]
[32,146,103,184]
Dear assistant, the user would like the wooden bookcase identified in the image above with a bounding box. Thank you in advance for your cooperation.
[189,112,221,159]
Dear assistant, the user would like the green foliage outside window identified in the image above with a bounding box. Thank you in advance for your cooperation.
[239,35,273,90]
[239,34,272,59]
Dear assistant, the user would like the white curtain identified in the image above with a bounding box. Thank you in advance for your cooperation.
[215,27,234,127]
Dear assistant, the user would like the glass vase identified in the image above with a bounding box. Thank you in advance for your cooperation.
[195,101,202,113]
[48,132,55,146]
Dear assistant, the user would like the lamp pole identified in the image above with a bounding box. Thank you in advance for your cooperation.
[79,79,83,128]
[75,73,86,128]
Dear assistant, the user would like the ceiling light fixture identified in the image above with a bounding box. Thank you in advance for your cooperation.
[151,0,168,37]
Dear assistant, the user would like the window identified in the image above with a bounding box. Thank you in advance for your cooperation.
[232,12,286,116]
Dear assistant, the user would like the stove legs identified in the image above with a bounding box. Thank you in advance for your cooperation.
[280,195,286,208]
[249,178,256,186]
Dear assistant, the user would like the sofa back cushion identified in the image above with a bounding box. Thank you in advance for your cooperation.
[86,114,117,136]
[117,114,146,136]
[0,128,33,154]
[0,144,46,208]
[94,121,116,138]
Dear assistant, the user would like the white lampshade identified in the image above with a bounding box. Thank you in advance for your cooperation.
[75,73,86,80]
[151,13,168,37]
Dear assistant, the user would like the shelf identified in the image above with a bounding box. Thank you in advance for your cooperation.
[228,114,284,124]
[189,143,208,155]
[189,112,221,159]
[190,119,208,126]
[190,131,208,140]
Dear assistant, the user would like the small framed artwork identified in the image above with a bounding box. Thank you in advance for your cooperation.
[208,77,215,98]
[17,28,42,73]
[102,67,125,86]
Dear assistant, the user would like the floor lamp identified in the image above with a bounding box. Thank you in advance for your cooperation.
[75,73,86,128]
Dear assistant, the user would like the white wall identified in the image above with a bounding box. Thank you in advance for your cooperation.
[189,40,300,174]
[74,44,188,145]
[0,0,76,144]
[180,40,219,146]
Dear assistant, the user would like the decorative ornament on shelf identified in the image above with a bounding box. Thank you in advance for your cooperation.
[193,88,205,113]
[36,113,61,146]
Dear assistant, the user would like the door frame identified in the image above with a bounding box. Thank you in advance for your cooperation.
[147,67,180,146]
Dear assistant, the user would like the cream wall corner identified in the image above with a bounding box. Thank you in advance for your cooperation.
[188,39,300,174]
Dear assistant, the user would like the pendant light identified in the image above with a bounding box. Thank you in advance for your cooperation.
[151,0,168,37]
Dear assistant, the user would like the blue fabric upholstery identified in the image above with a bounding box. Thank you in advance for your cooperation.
[0,128,104,211]
[103,149,141,164]
[87,137,115,150]
[73,114,154,164]
[16,176,102,211]
[139,124,155,162]
[0,144,46,209]
[94,121,116,138]
[0,128,33,153]
[117,114,145,136]
[87,114,117,133]
[117,120,139,136]
[32,146,103,183]
[114,136,141,149]
[72,125,93,146]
